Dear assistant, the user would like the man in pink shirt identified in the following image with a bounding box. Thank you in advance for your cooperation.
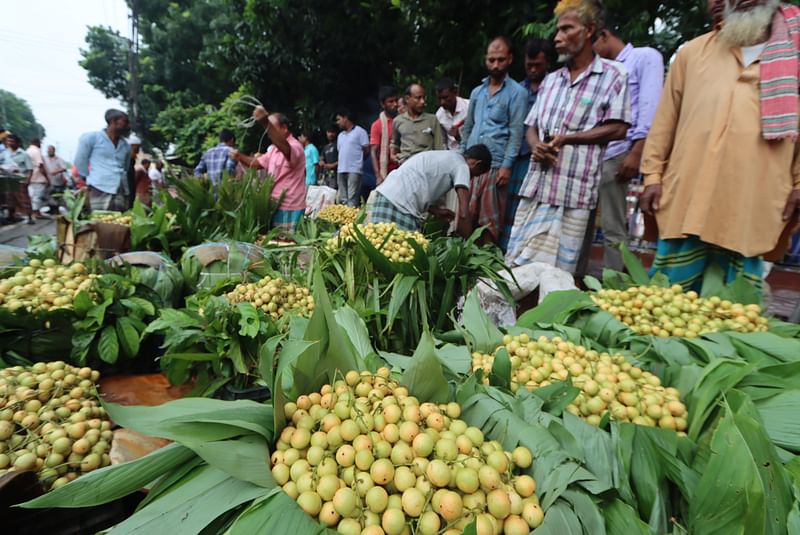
[230,106,306,231]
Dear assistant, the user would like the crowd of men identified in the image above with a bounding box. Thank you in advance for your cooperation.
[248,0,797,291]
[0,112,166,223]
[3,0,799,293]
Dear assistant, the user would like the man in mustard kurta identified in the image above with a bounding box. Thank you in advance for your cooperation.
[641,0,800,290]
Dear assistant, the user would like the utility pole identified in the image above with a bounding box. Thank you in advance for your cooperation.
[128,0,141,136]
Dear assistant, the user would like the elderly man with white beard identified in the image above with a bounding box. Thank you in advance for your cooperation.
[640,0,800,291]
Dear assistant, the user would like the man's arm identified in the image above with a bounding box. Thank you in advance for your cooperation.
[454,186,472,238]
[498,87,527,186]
[391,121,402,163]
[74,133,92,178]
[640,46,687,214]
[253,106,292,160]
[460,93,477,153]
[194,153,207,176]
[619,49,665,179]
[553,121,629,147]
[370,145,382,181]
[432,117,444,150]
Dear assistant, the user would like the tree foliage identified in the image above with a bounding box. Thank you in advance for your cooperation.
[80,0,768,161]
[0,89,45,144]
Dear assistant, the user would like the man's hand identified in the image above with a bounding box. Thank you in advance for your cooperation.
[447,125,461,142]
[783,189,800,232]
[618,150,642,181]
[496,167,512,188]
[640,184,663,215]
[532,141,558,166]
[253,105,268,122]
[429,206,455,221]
[229,149,241,161]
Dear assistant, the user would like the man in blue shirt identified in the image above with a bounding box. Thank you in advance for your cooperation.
[335,108,369,207]
[194,128,237,185]
[74,109,132,212]
[499,38,554,251]
[461,37,528,245]
[299,130,320,186]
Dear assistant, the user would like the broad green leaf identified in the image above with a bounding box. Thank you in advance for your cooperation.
[516,290,594,327]
[334,305,374,361]
[462,290,503,353]
[620,242,650,285]
[116,317,141,358]
[107,466,265,535]
[533,500,583,535]
[754,390,800,453]
[105,398,274,444]
[435,343,472,375]
[583,275,603,291]
[690,392,793,535]
[189,435,274,488]
[73,290,94,314]
[228,487,333,535]
[98,325,119,364]
[602,499,652,535]
[229,338,248,375]
[237,302,260,337]
[561,489,606,535]
[699,262,725,297]
[401,331,449,403]
[20,443,195,508]
[489,347,511,390]
[531,381,580,416]
[386,274,417,328]
[687,359,754,440]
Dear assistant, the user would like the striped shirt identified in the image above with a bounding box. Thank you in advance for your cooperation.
[519,55,631,209]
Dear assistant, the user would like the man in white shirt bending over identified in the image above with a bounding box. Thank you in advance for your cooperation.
[369,144,492,238]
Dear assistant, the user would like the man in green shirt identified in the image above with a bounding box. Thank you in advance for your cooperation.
[390,83,444,165]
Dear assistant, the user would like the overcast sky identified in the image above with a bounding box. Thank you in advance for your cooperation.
[1,0,129,161]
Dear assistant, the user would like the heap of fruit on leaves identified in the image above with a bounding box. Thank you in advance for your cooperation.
[326,223,429,263]
[472,334,688,432]
[273,369,543,535]
[225,275,315,319]
[591,285,768,337]
[0,259,96,313]
[89,212,131,226]
[318,205,360,226]
[0,362,113,490]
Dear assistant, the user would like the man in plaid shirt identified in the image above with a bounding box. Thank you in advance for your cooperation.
[506,0,630,274]
[194,128,237,185]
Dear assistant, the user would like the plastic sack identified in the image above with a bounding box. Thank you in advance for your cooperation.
[475,262,577,327]
[0,245,25,268]
[181,241,266,291]
[306,185,338,218]
[108,251,184,308]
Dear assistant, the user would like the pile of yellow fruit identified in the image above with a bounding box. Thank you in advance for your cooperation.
[0,259,96,313]
[591,285,768,337]
[326,223,429,263]
[472,334,688,432]
[225,275,315,319]
[273,369,543,535]
[0,362,113,490]
[318,205,360,226]
[89,212,131,226]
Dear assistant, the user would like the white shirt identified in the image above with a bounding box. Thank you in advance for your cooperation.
[148,167,163,185]
[376,150,470,218]
[436,96,470,151]
[741,42,766,67]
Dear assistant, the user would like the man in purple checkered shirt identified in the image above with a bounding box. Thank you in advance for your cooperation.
[506,0,631,274]
[194,128,237,185]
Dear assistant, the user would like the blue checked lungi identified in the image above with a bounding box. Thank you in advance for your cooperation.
[368,192,420,231]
